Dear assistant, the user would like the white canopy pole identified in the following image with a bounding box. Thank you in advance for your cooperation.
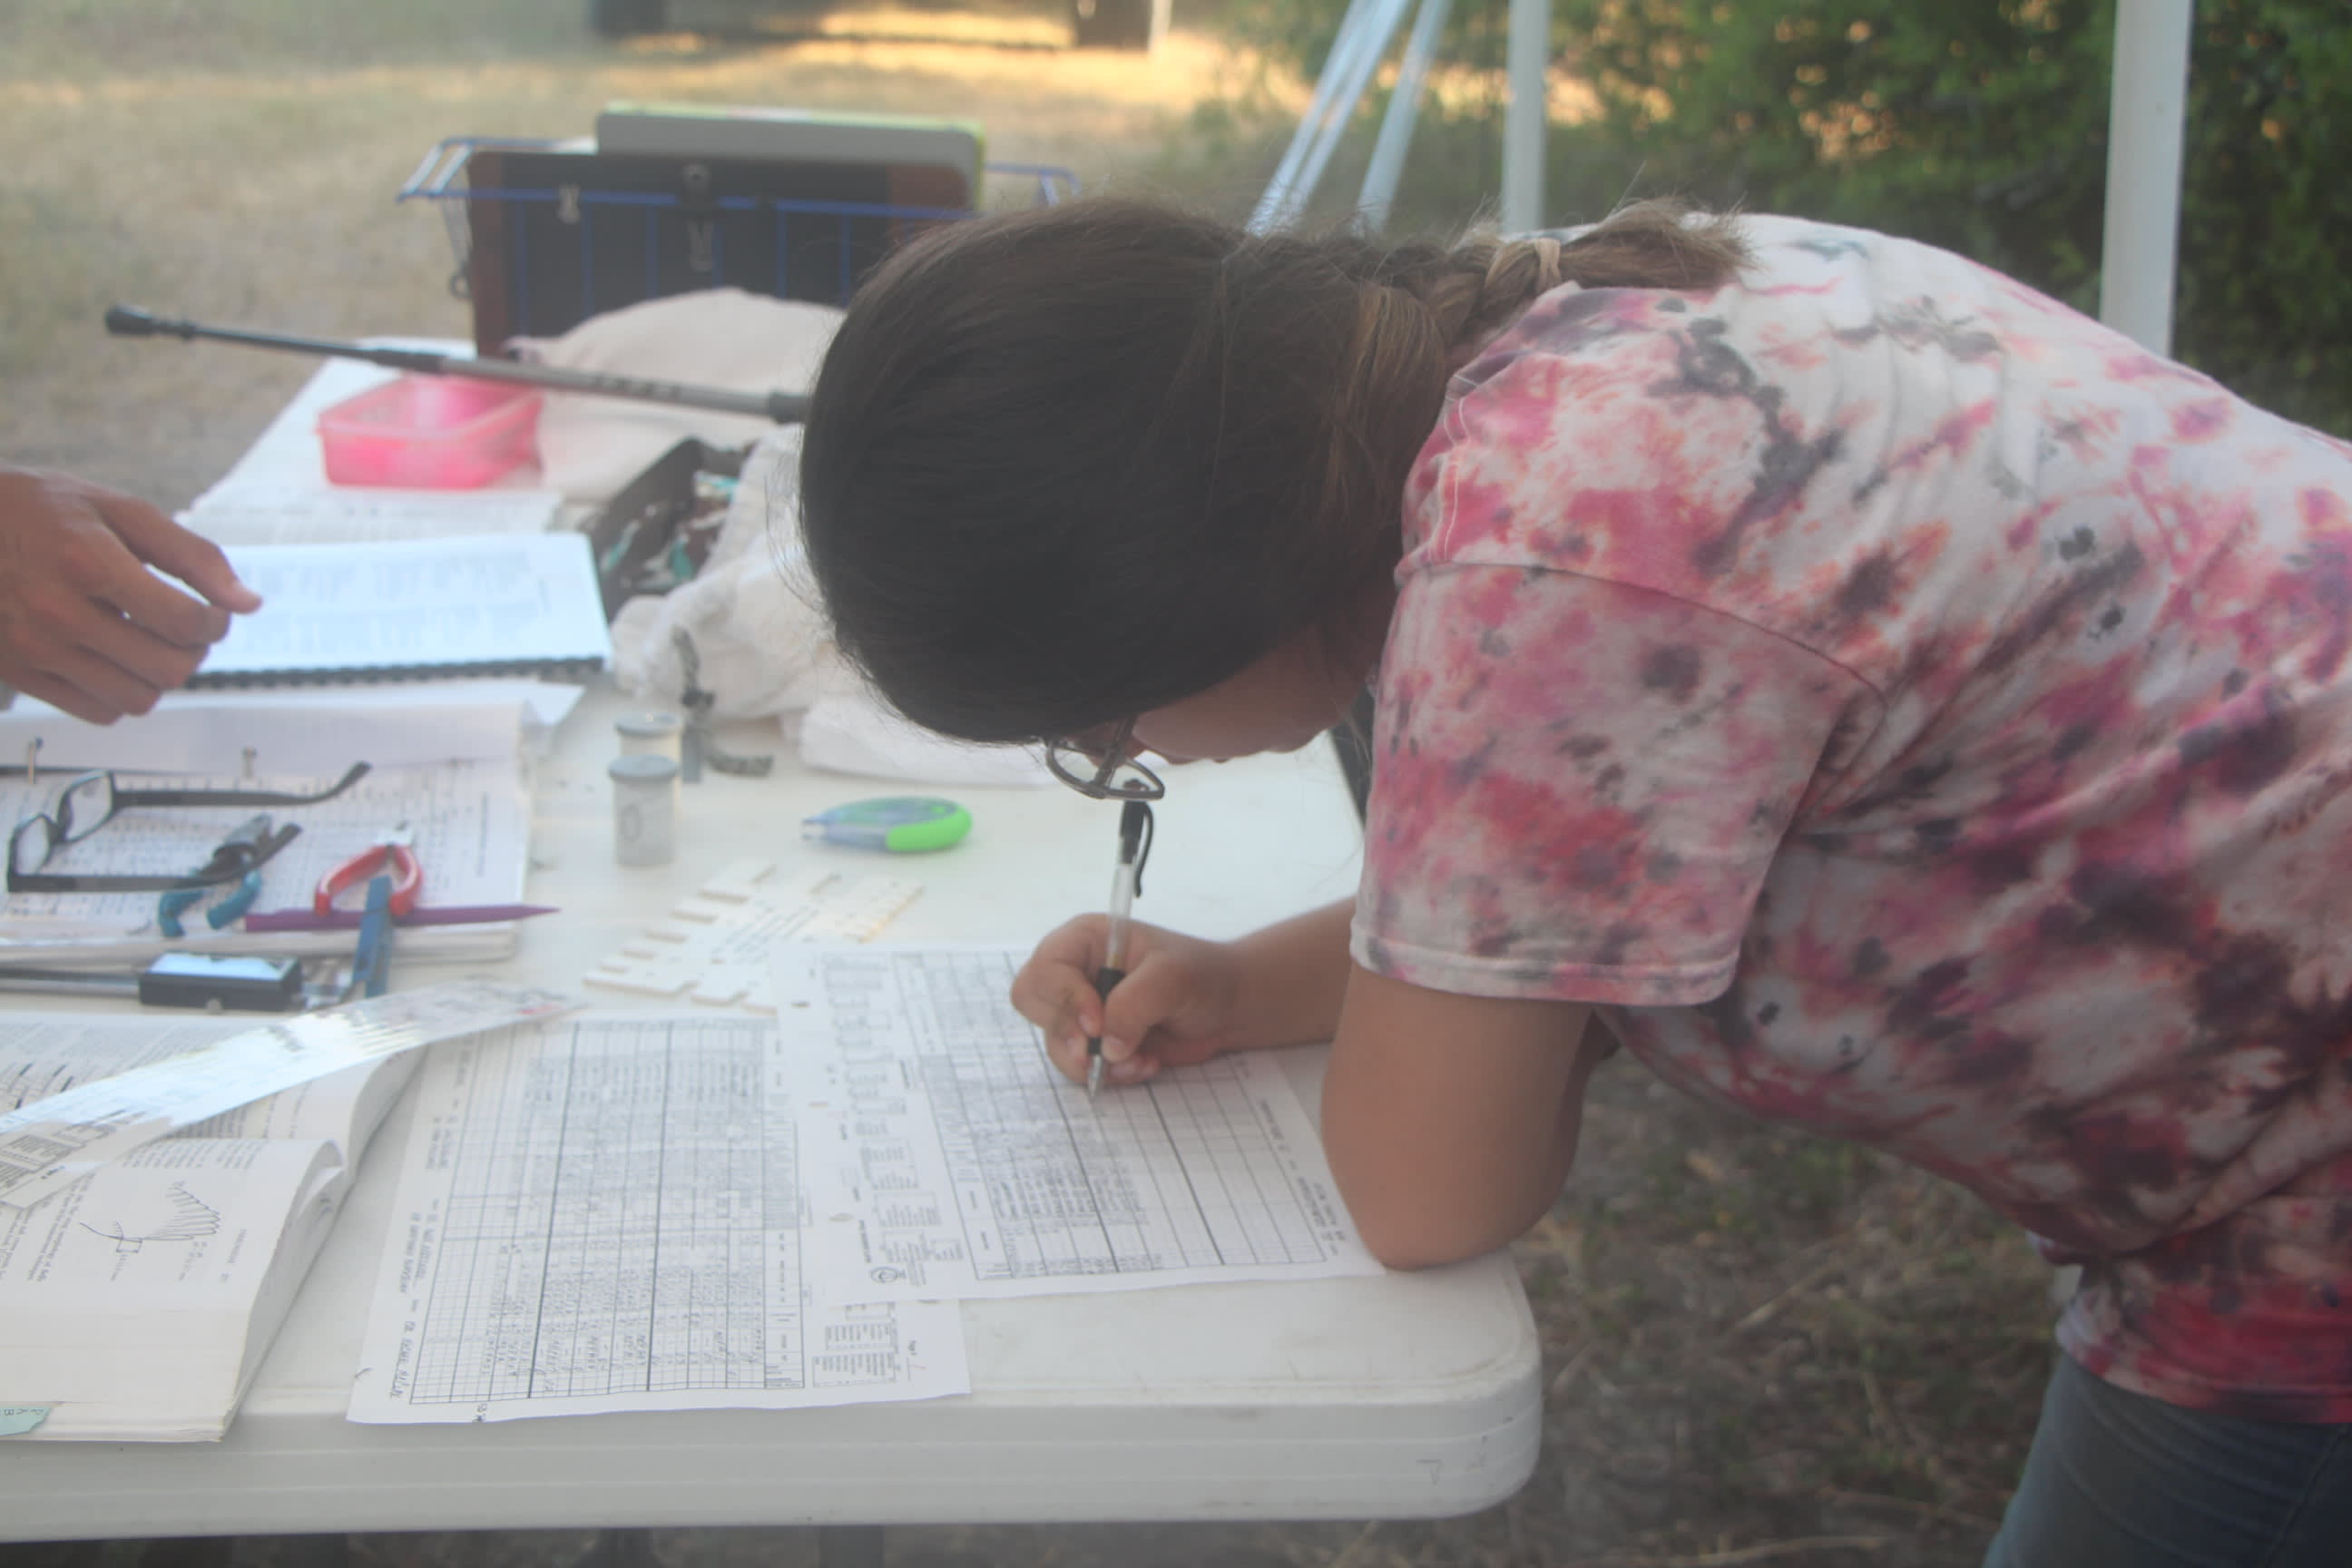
[2099,0,2195,355]
[1502,0,1548,233]
[1358,0,1456,231]
[1250,0,1421,231]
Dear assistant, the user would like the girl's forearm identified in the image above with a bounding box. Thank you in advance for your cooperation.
[1229,898,1357,1053]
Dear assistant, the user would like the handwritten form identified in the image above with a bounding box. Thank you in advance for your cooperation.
[780,946,1382,1305]
[349,1014,967,1424]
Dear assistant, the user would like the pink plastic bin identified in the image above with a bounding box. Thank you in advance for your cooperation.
[317,374,541,488]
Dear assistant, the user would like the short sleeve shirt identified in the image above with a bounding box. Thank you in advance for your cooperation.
[1353,216,2352,1422]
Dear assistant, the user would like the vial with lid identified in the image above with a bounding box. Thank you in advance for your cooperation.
[615,710,686,764]
[608,753,681,867]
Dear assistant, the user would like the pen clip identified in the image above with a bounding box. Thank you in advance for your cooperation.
[1117,799,1153,898]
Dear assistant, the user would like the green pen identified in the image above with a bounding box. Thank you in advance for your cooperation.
[802,796,974,853]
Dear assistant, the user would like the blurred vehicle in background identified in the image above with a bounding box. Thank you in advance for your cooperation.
[589,0,1167,50]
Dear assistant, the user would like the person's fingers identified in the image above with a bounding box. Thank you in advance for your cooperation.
[1095,950,1219,1065]
[97,572,232,651]
[76,534,236,650]
[1102,1050,1163,1087]
[19,639,166,721]
[1027,976,1110,1084]
[86,485,260,618]
[1013,918,1241,1093]
[66,602,208,693]
[14,478,237,651]
[1011,917,1109,1025]
[2,666,125,726]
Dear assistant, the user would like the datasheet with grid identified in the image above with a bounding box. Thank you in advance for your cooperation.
[780,946,1381,1305]
[348,1014,966,1424]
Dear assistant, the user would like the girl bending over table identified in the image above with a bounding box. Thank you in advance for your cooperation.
[795,195,2352,1567]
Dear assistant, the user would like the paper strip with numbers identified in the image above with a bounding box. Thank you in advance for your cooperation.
[778,944,1385,1306]
[0,983,576,1210]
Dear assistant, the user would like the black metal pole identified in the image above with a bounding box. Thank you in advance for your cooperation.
[103,305,810,425]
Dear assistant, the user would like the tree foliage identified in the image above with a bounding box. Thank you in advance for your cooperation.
[1230,0,2350,436]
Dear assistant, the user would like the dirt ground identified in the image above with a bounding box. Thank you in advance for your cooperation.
[1,4,2060,1563]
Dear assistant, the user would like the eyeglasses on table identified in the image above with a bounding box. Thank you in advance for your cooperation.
[5,761,371,894]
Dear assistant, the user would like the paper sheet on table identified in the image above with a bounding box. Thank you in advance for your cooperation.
[0,983,575,1210]
[0,681,579,776]
[179,489,563,547]
[778,945,1384,1305]
[0,756,533,945]
[348,1014,967,1423]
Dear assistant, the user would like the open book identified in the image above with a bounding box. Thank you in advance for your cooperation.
[0,1014,418,1441]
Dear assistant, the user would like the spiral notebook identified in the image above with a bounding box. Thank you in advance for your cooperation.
[189,534,612,689]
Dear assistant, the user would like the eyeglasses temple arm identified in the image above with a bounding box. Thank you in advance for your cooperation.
[110,760,373,809]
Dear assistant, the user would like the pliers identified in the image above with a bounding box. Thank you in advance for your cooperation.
[156,814,289,938]
[315,822,423,917]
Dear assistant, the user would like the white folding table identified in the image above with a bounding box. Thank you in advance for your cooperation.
[0,681,1542,1545]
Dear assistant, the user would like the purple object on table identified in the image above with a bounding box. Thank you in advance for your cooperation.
[240,904,557,933]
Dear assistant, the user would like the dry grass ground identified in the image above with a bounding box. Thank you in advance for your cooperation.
[1,0,1296,506]
[2,4,2060,1563]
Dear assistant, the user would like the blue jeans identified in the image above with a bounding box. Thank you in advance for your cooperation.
[1984,1354,2352,1568]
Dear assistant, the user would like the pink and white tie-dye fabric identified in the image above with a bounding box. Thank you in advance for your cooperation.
[1354,216,2352,1421]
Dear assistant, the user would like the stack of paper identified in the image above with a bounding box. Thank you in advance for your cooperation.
[0,685,549,964]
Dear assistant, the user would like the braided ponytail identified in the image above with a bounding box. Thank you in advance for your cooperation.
[1348,198,1749,368]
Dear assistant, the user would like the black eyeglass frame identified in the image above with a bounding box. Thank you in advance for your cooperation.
[5,761,369,894]
[1042,718,1165,801]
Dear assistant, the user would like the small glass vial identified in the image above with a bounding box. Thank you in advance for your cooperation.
[608,753,680,867]
[615,710,686,765]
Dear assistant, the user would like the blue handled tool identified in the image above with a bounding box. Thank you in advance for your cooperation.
[155,815,281,938]
[338,874,397,1001]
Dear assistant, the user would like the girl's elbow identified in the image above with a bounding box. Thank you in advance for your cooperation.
[1359,1222,1494,1272]
[1345,1187,1539,1271]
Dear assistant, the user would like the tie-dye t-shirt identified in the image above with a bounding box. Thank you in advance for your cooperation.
[1352,216,2352,1422]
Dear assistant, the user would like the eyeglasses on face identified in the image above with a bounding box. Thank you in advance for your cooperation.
[5,761,370,894]
[1043,718,1165,801]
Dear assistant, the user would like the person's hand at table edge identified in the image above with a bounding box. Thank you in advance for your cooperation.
[0,464,262,724]
[1014,901,1356,1090]
[1015,915,1260,1091]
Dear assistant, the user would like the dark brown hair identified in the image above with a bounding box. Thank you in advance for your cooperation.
[798,196,1747,745]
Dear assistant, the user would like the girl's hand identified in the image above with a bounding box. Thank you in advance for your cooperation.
[1011,916,1252,1089]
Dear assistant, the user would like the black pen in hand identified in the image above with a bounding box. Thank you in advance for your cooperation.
[1086,799,1153,1100]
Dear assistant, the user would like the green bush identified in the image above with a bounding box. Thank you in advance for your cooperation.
[1222,0,2350,437]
